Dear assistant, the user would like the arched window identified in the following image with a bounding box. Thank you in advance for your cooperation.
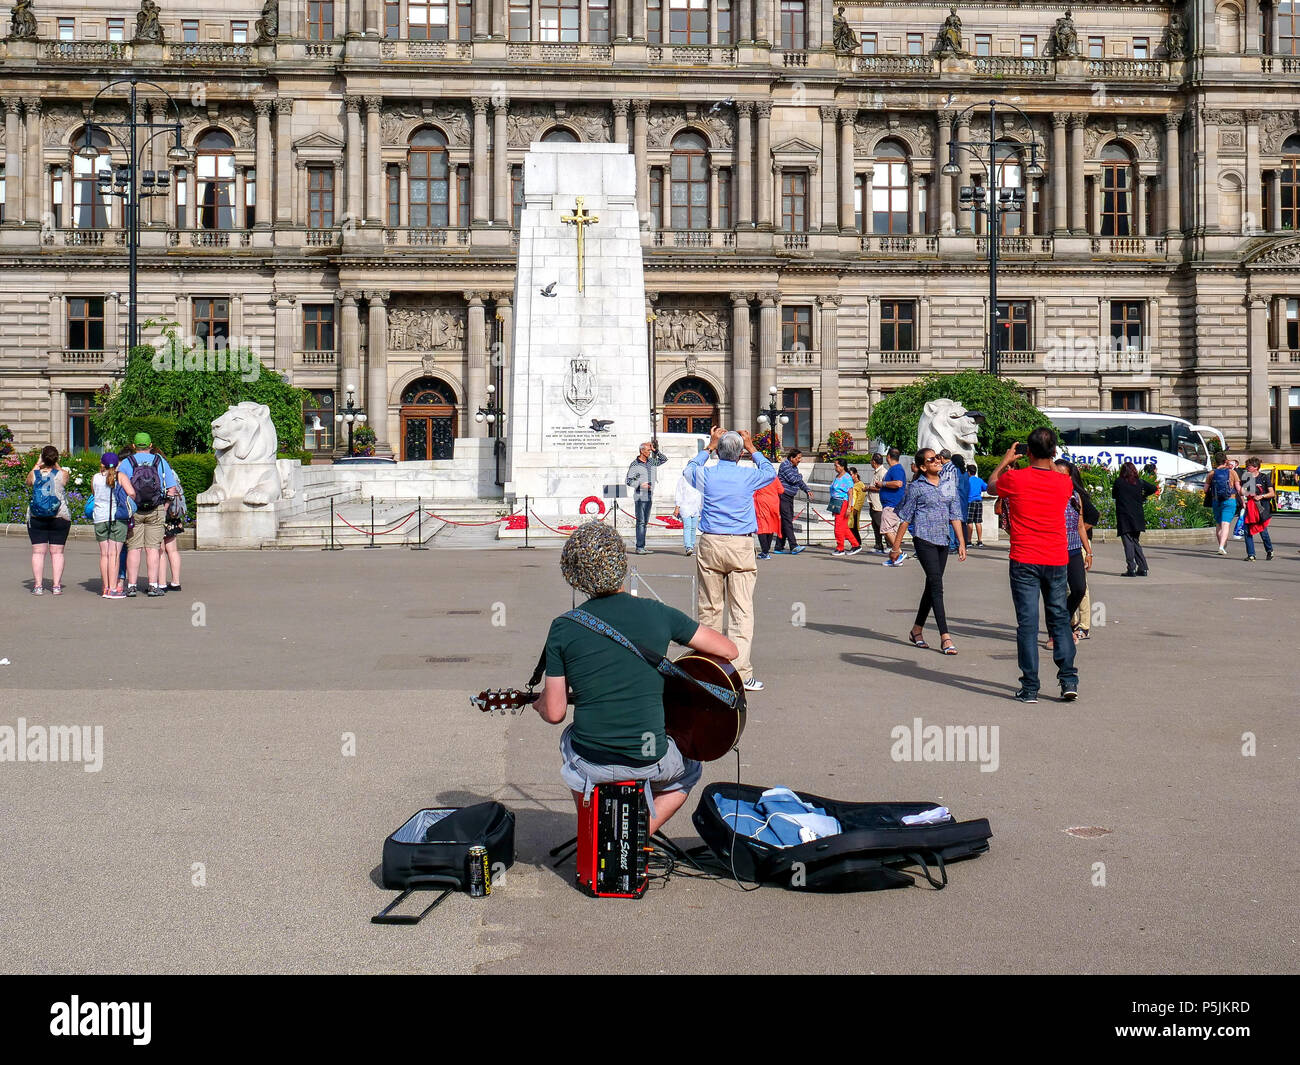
[1215,2,1242,53]
[995,141,1024,235]
[401,377,458,405]
[1282,134,1300,231]
[541,127,579,143]
[409,128,449,230]
[196,129,236,231]
[662,376,719,435]
[1100,142,1133,237]
[72,127,113,230]
[670,131,709,230]
[872,139,910,234]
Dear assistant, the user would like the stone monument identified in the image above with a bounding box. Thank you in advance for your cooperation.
[509,143,695,516]
[196,401,297,548]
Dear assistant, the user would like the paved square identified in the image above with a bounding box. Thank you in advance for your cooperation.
[0,527,1294,974]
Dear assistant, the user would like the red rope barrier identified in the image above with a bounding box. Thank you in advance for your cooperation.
[527,509,577,535]
[422,510,512,527]
[334,510,416,535]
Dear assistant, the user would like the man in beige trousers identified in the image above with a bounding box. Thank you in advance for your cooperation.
[681,427,777,692]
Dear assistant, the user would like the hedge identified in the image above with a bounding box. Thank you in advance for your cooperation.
[112,416,179,456]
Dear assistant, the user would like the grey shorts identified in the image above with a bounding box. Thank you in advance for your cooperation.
[559,724,702,820]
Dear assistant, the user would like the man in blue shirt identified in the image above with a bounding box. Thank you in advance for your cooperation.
[683,427,777,692]
[965,462,988,547]
[879,447,909,565]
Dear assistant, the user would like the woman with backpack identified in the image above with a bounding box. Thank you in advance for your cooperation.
[25,446,71,595]
[91,451,137,598]
[1206,452,1240,556]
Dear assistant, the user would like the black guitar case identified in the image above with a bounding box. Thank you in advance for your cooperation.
[692,782,992,892]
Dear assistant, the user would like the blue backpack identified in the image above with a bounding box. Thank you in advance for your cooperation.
[31,469,61,517]
[1211,467,1233,503]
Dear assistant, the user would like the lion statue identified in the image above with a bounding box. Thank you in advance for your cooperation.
[917,398,982,457]
[197,402,291,507]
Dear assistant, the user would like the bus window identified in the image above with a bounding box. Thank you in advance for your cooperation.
[1171,422,1207,465]
[1077,420,1128,447]
[1053,418,1080,445]
[1129,422,1173,452]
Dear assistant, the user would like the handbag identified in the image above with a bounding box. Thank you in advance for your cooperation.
[82,496,95,521]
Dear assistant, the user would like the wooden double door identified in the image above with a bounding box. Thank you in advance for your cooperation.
[401,407,456,461]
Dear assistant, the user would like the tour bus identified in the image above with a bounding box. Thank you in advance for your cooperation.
[1041,410,1226,482]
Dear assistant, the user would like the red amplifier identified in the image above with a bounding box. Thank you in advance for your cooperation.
[575,781,650,899]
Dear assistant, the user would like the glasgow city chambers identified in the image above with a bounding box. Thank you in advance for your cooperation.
[2,0,1299,463]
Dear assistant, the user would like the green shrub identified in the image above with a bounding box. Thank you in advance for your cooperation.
[170,453,217,516]
[113,416,178,456]
[277,449,314,466]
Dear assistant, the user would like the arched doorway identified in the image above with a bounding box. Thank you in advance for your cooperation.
[662,376,718,434]
[400,376,458,460]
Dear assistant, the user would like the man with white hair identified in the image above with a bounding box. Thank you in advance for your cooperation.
[626,438,668,555]
[682,427,777,692]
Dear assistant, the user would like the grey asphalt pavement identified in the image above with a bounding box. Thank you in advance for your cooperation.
[0,524,1295,974]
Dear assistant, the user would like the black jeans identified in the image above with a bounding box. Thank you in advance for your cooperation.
[912,539,951,634]
[869,508,884,550]
[1009,560,1078,694]
[757,533,773,554]
[1066,550,1087,618]
[775,492,798,550]
[1120,531,1148,574]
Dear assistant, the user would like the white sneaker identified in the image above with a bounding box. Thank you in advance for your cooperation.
[743,677,765,692]
[1216,546,1227,555]
[831,550,846,557]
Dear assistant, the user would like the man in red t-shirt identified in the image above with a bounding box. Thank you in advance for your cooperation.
[989,428,1079,704]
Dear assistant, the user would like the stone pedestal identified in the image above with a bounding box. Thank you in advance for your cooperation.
[507,143,659,515]
[196,498,281,549]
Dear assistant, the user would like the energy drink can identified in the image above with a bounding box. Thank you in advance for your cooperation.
[466,845,490,898]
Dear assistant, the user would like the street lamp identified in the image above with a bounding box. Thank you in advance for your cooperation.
[755,385,791,461]
[942,99,1044,378]
[334,387,367,457]
[79,78,190,354]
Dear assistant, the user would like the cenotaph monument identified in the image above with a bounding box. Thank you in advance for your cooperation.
[507,143,697,516]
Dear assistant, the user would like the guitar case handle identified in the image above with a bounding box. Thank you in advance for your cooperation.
[371,875,460,924]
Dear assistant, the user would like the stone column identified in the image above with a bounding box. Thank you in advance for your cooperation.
[917,295,931,351]
[274,293,295,374]
[709,165,721,229]
[1247,294,1270,448]
[254,100,272,228]
[1068,112,1086,235]
[466,292,488,437]
[235,168,247,230]
[754,0,769,44]
[399,161,410,227]
[364,96,383,223]
[347,0,365,36]
[632,0,646,39]
[340,291,361,404]
[492,0,506,38]
[4,98,22,223]
[809,163,821,230]
[1051,113,1068,234]
[1204,109,1221,232]
[22,97,40,223]
[343,98,363,226]
[1135,175,1147,236]
[1163,112,1181,235]
[1244,109,1261,232]
[738,0,752,42]
[613,100,629,147]
[471,98,490,225]
[860,166,873,234]
[61,167,72,228]
[956,112,972,234]
[1269,168,1282,231]
[819,106,838,234]
[758,291,779,398]
[334,160,346,225]
[475,0,490,37]
[1091,176,1102,235]
[494,292,512,433]
[937,111,954,234]
[493,98,509,223]
[910,173,923,234]
[273,99,295,226]
[633,101,649,219]
[366,290,390,447]
[838,108,856,231]
[1024,178,1036,236]
[755,101,772,228]
[185,168,197,228]
[1244,0,1261,53]
[365,0,381,35]
[296,159,309,226]
[808,0,823,50]
[818,295,840,442]
[731,292,753,429]
[735,101,754,228]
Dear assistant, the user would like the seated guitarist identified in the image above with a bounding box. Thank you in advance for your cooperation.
[533,522,738,835]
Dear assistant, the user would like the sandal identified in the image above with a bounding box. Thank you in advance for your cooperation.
[941,640,958,655]
[1074,627,1089,641]
[907,629,928,649]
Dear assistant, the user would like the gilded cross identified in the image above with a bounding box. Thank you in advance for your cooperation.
[561,196,599,295]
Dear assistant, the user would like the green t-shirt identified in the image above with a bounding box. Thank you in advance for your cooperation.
[544,593,699,767]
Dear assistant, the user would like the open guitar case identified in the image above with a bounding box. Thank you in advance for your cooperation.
[691,782,992,892]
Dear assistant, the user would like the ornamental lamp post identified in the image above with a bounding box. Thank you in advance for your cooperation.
[941,99,1044,378]
[334,387,367,457]
[755,385,791,461]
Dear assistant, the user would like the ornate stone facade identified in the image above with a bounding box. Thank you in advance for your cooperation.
[2,1,1299,463]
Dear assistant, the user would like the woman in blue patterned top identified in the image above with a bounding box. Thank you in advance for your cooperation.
[889,447,967,654]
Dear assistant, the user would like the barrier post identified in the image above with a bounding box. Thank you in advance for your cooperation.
[517,495,535,550]
[322,495,342,551]
[411,495,429,550]
[365,495,379,549]
[804,495,810,544]
[612,499,618,533]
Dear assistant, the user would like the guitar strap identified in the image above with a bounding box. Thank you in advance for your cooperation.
[528,609,738,709]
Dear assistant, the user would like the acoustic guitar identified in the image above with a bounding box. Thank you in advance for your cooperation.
[471,650,746,762]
